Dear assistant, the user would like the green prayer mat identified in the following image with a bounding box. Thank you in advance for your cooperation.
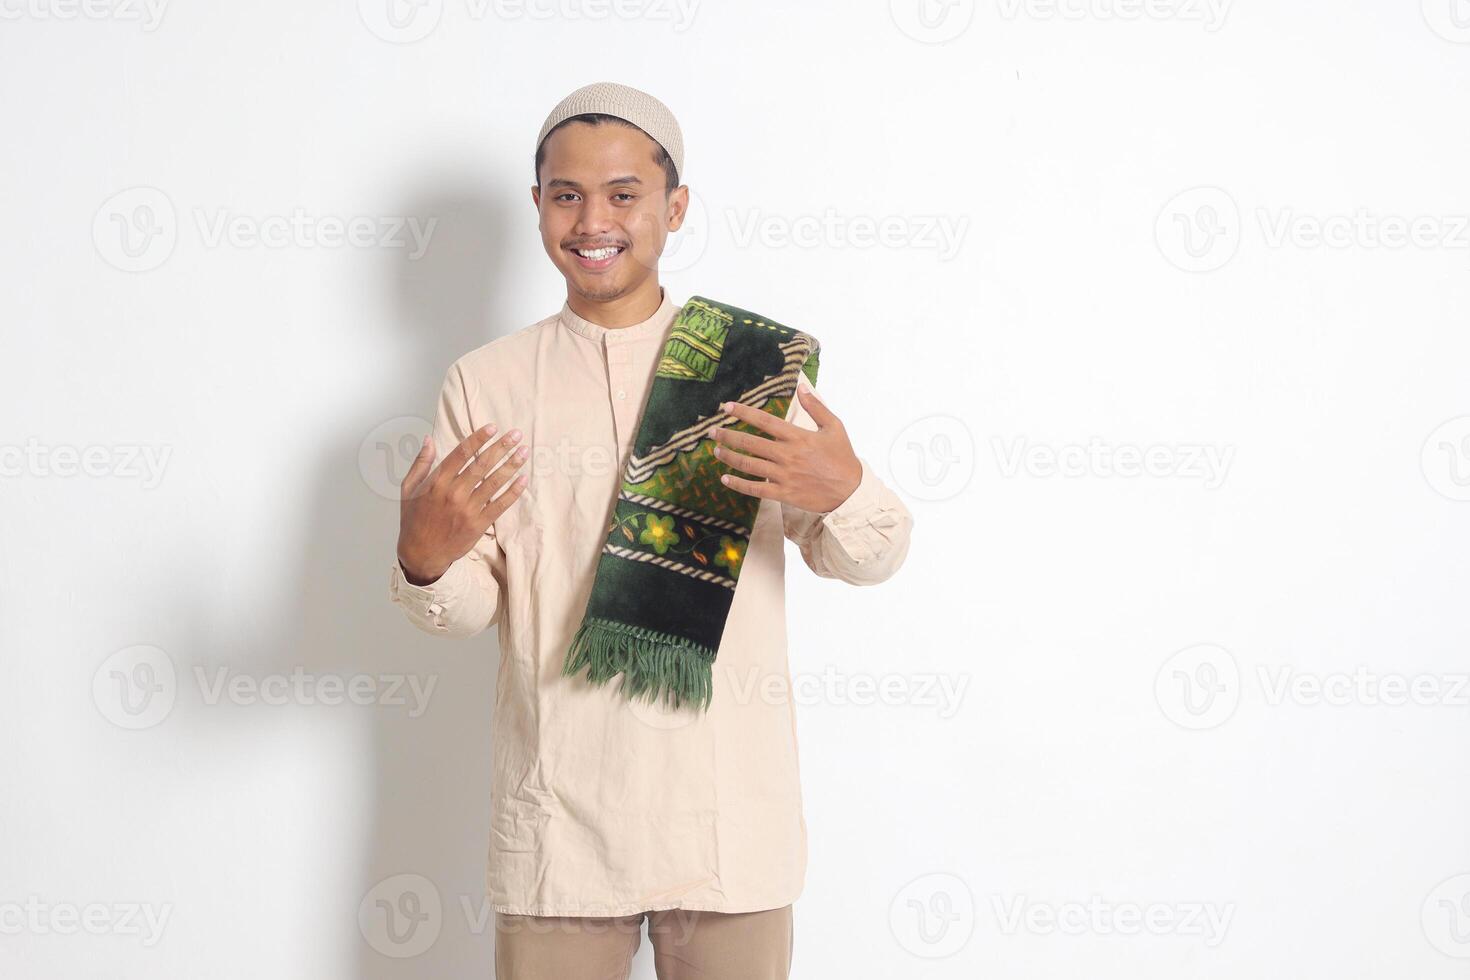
[560,295,821,713]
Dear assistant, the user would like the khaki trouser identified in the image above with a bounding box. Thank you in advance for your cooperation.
[494,904,793,980]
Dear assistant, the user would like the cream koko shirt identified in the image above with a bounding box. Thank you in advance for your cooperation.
[388,290,914,917]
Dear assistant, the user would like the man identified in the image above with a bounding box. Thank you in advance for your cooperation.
[388,81,914,979]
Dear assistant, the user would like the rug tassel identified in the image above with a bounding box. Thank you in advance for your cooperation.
[562,617,715,712]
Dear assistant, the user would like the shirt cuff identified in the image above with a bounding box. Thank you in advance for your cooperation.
[388,556,472,627]
[820,457,883,530]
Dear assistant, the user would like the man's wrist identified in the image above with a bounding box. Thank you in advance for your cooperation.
[397,555,446,587]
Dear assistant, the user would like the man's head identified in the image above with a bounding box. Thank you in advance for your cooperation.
[531,82,688,305]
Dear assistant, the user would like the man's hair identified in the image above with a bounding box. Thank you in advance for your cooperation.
[534,113,680,193]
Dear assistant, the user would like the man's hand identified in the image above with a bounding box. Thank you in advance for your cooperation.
[396,423,530,586]
[709,383,862,514]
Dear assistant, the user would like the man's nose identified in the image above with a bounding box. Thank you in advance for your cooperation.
[572,198,617,238]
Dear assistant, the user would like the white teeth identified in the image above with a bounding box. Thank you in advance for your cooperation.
[575,247,620,260]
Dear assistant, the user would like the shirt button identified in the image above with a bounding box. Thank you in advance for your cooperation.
[617,390,627,400]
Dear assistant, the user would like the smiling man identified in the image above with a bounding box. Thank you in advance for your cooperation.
[388,82,914,980]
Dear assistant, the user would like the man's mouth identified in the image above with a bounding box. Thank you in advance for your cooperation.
[567,244,626,270]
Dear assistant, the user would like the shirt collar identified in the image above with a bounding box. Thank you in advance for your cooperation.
[558,289,678,345]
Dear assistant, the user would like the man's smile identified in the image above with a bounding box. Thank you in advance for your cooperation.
[567,243,626,270]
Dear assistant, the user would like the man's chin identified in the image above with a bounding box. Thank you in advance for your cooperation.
[569,275,630,303]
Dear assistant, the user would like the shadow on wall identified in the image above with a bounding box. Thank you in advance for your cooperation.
[178,179,521,976]
[348,183,520,977]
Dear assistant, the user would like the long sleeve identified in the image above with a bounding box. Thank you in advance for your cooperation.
[388,362,508,637]
[779,378,914,586]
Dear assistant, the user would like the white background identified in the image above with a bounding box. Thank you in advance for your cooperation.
[3,0,1469,977]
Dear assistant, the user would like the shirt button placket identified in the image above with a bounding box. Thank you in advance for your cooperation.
[607,337,634,445]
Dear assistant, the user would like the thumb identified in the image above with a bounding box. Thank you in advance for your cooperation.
[797,380,838,429]
[401,432,436,498]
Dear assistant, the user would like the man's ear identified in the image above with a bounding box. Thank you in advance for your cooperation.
[666,185,689,232]
[530,184,541,209]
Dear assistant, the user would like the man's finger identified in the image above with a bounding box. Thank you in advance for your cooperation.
[713,442,778,479]
[437,423,499,483]
[401,434,436,499]
[456,429,523,489]
[469,443,529,507]
[711,424,784,462]
[720,399,798,439]
[476,467,530,524]
[796,382,840,430]
[719,471,783,501]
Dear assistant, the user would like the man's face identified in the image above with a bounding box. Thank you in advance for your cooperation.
[532,121,687,303]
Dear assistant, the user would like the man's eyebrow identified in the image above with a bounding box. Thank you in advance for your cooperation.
[544,175,644,190]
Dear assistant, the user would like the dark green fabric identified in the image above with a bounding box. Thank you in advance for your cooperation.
[560,295,821,712]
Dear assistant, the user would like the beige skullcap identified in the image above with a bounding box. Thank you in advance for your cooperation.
[536,81,684,185]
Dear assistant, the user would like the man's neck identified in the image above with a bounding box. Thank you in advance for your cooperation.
[567,281,665,329]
